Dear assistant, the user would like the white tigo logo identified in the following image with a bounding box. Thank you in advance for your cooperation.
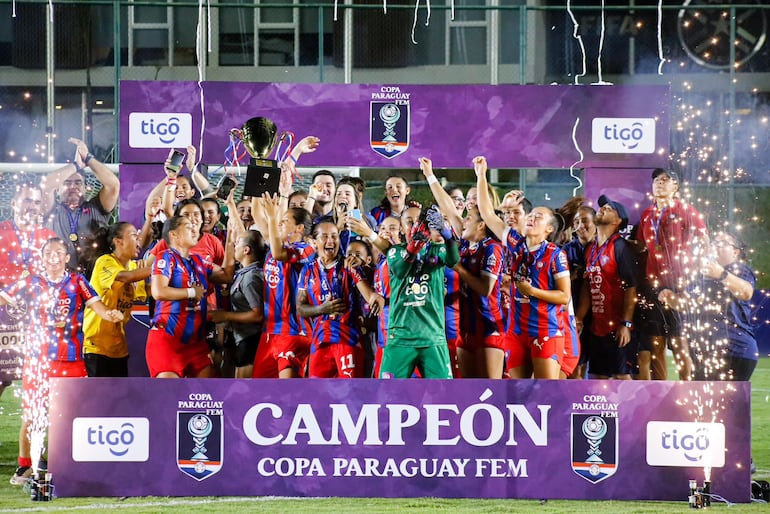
[645,421,725,468]
[72,417,150,462]
[129,112,192,148]
[591,117,656,154]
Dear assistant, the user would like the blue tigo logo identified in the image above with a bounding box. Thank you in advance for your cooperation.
[72,417,149,462]
[591,118,655,154]
[129,112,192,148]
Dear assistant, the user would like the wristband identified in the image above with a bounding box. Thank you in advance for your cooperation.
[719,269,729,281]
[280,195,289,199]
[349,266,365,284]
[367,233,379,244]
[84,153,94,166]
[290,155,298,164]
[426,175,438,186]
[166,177,177,186]
[187,287,196,299]
[73,161,84,173]
[621,320,633,329]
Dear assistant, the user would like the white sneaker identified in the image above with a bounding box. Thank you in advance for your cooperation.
[9,466,32,486]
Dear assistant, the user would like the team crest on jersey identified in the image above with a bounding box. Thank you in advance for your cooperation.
[177,409,223,481]
[157,259,167,269]
[570,412,619,483]
[370,97,410,159]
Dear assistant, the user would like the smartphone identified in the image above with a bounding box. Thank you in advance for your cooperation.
[349,209,362,237]
[166,150,185,172]
[216,176,236,200]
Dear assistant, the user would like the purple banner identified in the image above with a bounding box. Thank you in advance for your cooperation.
[119,82,669,169]
[49,378,750,501]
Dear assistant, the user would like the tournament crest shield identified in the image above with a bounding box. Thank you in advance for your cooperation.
[177,411,223,481]
[570,413,618,483]
[370,101,410,159]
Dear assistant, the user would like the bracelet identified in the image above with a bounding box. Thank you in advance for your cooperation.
[73,161,84,173]
[280,195,289,199]
[367,233,379,244]
[84,153,94,166]
[166,177,177,186]
[290,155,298,164]
[426,175,438,186]
[187,287,196,299]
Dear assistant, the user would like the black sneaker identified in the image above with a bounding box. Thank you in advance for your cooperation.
[9,466,32,486]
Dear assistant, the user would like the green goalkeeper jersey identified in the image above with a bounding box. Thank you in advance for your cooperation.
[386,241,459,347]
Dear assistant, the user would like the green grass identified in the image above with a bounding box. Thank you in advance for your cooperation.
[1,362,769,512]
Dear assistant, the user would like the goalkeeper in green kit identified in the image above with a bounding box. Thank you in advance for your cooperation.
[379,204,460,379]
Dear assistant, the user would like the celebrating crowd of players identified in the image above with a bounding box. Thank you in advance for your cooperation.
[0,137,759,484]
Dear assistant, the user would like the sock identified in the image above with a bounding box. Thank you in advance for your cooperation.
[18,457,32,468]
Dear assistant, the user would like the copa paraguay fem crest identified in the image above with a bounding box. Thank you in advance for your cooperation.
[370,86,411,159]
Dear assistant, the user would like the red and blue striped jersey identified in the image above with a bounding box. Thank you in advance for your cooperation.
[374,257,390,348]
[458,237,505,338]
[505,231,570,339]
[444,267,461,342]
[299,258,360,350]
[151,249,213,344]
[263,241,315,336]
[370,205,392,227]
[1,272,98,362]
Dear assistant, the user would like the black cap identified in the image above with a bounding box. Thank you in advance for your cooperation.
[598,194,629,230]
[652,168,679,183]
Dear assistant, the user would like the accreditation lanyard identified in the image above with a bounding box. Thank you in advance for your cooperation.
[516,241,547,281]
[587,233,618,270]
[11,221,33,272]
[169,248,201,288]
[650,206,667,248]
[318,260,341,301]
[65,207,82,242]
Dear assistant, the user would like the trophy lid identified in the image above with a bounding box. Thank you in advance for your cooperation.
[241,117,278,159]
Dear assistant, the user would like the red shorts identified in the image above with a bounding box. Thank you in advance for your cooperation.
[145,328,212,378]
[252,333,310,378]
[505,331,564,371]
[560,332,580,376]
[22,359,86,420]
[459,333,505,351]
[309,343,364,378]
[373,346,384,379]
[446,337,461,378]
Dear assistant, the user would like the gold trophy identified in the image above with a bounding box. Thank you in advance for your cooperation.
[238,117,282,197]
[241,117,278,163]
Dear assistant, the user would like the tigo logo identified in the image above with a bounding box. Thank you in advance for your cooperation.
[129,113,192,148]
[72,417,149,462]
[591,118,655,154]
[646,421,725,468]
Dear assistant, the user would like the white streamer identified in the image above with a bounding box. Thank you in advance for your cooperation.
[657,0,665,74]
[565,0,587,84]
[410,0,420,44]
[334,0,339,21]
[593,0,612,85]
[569,118,584,197]
[195,0,207,165]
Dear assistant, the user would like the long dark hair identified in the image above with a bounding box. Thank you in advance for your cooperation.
[162,216,189,245]
[377,174,412,212]
[81,221,133,270]
[174,198,205,239]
